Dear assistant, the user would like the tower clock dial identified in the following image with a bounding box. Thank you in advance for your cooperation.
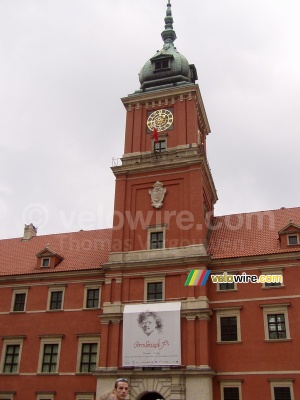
[147,109,173,132]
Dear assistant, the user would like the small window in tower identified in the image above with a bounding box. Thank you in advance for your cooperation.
[150,231,164,249]
[155,59,170,71]
[154,140,166,153]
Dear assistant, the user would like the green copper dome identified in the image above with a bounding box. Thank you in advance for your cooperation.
[137,1,198,92]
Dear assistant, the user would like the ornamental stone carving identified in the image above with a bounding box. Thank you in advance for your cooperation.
[149,181,167,209]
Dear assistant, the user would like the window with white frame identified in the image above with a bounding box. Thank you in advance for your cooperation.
[144,277,165,302]
[11,288,29,312]
[36,393,55,400]
[38,336,63,373]
[270,380,294,400]
[148,226,166,250]
[217,273,236,291]
[77,336,100,373]
[215,307,242,343]
[220,380,242,400]
[261,303,291,341]
[0,393,15,400]
[0,337,25,374]
[83,286,101,309]
[47,287,65,311]
[76,393,95,400]
[261,268,283,288]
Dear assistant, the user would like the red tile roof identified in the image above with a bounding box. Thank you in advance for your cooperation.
[208,207,300,259]
[0,229,112,277]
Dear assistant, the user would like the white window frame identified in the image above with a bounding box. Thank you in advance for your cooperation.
[0,393,15,400]
[260,268,283,289]
[144,277,165,302]
[38,336,63,373]
[270,379,294,400]
[261,303,291,341]
[148,226,166,250]
[215,307,242,343]
[83,285,101,309]
[220,380,242,400]
[76,335,100,374]
[11,288,29,312]
[47,286,65,311]
[76,394,95,400]
[36,393,55,400]
[0,337,25,374]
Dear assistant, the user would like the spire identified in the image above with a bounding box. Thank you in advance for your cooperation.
[161,1,177,44]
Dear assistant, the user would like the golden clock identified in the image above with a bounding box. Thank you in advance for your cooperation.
[147,109,173,132]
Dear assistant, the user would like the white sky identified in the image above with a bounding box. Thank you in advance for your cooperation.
[0,0,299,239]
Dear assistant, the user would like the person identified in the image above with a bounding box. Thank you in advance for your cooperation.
[137,311,163,336]
[114,378,129,400]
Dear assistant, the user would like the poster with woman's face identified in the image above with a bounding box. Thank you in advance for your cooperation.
[122,302,181,367]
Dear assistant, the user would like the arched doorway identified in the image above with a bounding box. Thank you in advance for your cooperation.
[139,392,164,400]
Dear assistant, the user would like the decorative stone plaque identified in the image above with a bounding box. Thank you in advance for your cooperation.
[149,181,167,209]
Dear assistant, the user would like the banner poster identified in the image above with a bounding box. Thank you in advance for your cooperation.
[122,302,181,367]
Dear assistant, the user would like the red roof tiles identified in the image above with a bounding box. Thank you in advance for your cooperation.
[0,229,112,276]
[208,207,300,259]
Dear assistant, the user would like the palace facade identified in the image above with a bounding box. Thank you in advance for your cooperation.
[0,3,299,400]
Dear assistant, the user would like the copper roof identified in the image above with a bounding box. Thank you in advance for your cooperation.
[0,229,112,277]
[208,207,300,259]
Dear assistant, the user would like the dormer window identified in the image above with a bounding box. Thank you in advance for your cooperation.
[288,235,298,245]
[42,258,50,267]
[278,221,300,249]
[155,59,170,70]
[36,246,63,270]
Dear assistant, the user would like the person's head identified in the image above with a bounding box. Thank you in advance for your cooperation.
[137,311,163,336]
[114,378,129,400]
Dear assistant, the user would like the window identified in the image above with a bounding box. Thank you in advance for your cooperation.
[76,394,95,400]
[47,287,65,311]
[38,336,62,373]
[0,393,15,400]
[83,285,101,309]
[147,282,163,301]
[77,336,100,373]
[3,345,20,373]
[42,344,58,372]
[220,381,242,400]
[0,337,24,374]
[267,314,286,339]
[154,59,170,70]
[150,231,164,249]
[13,293,26,312]
[219,277,235,291]
[41,258,50,267]
[216,307,242,343]
[270,380,294,400]
[154,140,166,153]
[261,268,283,288]
[85,288,100,309]
[261,303,291,341]
[287,235,298,245]
[36,393,55,400]
[49,291,63,310]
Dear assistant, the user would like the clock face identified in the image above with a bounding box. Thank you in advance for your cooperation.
[147,109,173,132]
